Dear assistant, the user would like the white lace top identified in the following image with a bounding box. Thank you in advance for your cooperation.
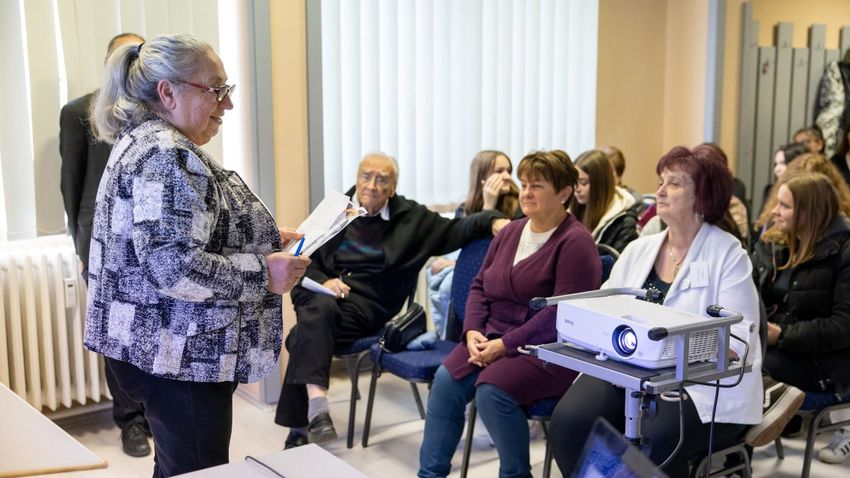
[513,221,557,265]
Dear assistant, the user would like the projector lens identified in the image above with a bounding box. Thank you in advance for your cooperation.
[613,325,637,356]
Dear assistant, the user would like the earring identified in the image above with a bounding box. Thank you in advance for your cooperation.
[694,211,704,224]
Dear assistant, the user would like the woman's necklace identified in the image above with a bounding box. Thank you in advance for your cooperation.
[668,241,683,277]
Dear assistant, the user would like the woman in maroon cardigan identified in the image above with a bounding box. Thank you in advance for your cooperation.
[418,151,601,478]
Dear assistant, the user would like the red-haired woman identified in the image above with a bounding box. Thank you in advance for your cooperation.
[549,145,764,476]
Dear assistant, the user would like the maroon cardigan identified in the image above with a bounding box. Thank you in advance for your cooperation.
[442,214,601,405]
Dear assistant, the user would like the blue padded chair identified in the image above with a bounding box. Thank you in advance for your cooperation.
[334,335,381,449]
[360,238,493,448]
[445,238,492,342]
[597,243,620,283]
[360,339,458,447]
[335,284,420,449]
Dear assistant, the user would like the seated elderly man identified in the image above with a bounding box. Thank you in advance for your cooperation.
[276,153,508,448]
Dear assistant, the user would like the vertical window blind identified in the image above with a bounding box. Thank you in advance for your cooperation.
[0,0,256,242]
[318,0,599,206]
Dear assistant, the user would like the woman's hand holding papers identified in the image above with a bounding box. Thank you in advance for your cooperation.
[279,227,302,248]
[266,253,311,295]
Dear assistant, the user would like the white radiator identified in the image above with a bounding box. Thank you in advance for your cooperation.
[0,235,109,411]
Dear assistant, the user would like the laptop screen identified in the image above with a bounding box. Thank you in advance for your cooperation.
[571,417,668,478]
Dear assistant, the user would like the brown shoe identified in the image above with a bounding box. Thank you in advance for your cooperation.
[746,385,805,447]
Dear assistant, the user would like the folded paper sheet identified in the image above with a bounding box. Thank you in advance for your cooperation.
[283,191,366,258]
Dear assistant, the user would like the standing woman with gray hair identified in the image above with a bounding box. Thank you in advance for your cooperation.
[85,34,309,477]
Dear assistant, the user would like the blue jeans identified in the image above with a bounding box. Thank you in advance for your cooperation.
[418,366,531,478]
[426,267,454,339]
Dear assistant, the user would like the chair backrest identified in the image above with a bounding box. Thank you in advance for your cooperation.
[758,297,767,356]
[444,238,491,342]
[637,195,657,231]
[597,243,620,284]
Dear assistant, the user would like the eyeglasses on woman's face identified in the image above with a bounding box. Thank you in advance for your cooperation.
[179,81,235,102]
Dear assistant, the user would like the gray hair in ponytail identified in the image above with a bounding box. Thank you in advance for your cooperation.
[89,33,212,143]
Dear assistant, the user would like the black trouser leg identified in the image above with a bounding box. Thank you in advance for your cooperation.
[107,359,237,478]
[549,375,625,473]
[763,348,823,391]
[104,359,148,431]
[274,293,386,428]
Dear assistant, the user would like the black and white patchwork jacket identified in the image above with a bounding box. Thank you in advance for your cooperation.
[84,118,282,383]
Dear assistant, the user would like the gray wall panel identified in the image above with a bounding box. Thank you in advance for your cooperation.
[738,15,850,219]
[753,47,776,216]
[826,48,839,64]
[772,23,793,151]
[736,2,758,201]
[842,26,850,57]
[306,0,324,209]
[789,48,810,137]
[807,25,826,125]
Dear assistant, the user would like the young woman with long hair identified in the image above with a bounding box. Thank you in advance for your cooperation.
[428,150,520,338]
[753,172,850,465]
[756,153,850,233]
[461,150,520,218]
[570,150,638,252]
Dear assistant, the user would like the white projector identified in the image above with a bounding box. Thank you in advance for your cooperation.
[556,295,719,369]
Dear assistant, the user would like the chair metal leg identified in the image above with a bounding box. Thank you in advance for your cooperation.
[774,436,784,459]
[802,409,831,478]
[344,356,359,400]
[460,401,477,478]
[540,420,552,478]
[742,448,752,478]
[800,407,829,478]
[361,360,381,448]
[411,383,426,419]
[345,351,370,449]
[347,373,357,449]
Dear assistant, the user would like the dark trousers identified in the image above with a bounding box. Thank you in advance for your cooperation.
[763,347,828,392]
[107,358,238,478]
[104,360,148,431]
[549,375,746,478]
[275,293,387,428]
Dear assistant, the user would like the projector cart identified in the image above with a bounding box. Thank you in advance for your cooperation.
[522,288,751,447]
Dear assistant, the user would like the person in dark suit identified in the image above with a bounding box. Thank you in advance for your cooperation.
[58,32,151,458]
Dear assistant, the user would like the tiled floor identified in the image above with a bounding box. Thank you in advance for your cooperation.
[34,368,850,478]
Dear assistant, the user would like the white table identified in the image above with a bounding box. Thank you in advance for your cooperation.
[0,383,106,477]
[175,444,368,477]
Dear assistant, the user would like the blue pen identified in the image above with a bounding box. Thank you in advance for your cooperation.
[294,237,305,256]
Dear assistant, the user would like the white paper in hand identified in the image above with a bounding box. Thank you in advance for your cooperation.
[301,277,337,297]
[283,191,366,257]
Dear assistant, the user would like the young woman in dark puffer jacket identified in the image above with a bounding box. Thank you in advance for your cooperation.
[570,150,639,252]
[752,172,850,464]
